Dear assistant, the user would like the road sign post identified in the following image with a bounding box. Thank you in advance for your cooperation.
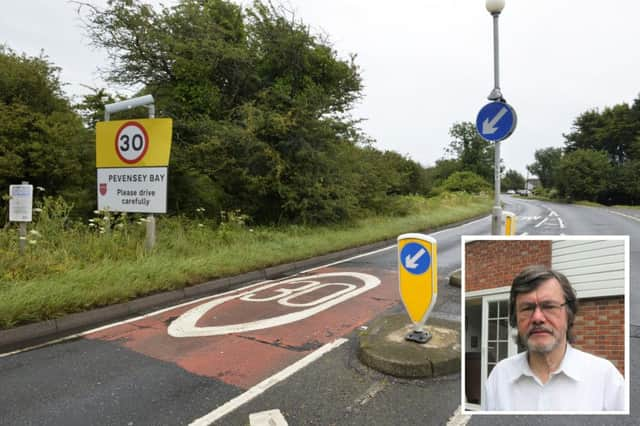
[397,233,437,344]
[98,95,172,251]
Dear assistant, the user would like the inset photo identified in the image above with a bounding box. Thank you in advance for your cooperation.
[462,236,629,415]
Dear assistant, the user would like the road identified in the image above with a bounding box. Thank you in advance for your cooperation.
[0,197,637,425]
[503,195,639,326]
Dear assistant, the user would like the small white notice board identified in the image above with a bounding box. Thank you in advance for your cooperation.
[9,184,33,222]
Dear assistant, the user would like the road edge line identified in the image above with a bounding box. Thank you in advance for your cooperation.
[608,209,640,222]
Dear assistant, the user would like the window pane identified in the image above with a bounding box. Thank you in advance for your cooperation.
[489,301,497,318]
[499,319,508,340]
[488,343,496,362]
[489,319,497,340]
[499,300,508,318]
[499,342,508,361]
[488,363,495,375]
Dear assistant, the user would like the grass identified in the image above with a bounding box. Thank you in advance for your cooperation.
[0,192,492,329]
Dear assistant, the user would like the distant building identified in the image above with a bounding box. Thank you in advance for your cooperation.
[526,177,540,191]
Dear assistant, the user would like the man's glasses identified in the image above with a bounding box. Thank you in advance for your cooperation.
[516,300,569,320]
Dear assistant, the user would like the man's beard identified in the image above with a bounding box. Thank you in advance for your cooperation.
[524,326,560,354]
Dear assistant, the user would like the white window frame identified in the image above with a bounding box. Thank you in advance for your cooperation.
[480,292,518,407]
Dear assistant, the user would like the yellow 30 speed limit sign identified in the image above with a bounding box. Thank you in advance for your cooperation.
[397,233,437,326]
[96,118,172,168]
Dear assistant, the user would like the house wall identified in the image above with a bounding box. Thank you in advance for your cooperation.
[465,240,551,292]
[572,297,625,376]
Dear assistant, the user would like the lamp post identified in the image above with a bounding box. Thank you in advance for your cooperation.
[486,0,505,235]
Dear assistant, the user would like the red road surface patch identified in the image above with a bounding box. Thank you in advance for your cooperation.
[85,266,398,389]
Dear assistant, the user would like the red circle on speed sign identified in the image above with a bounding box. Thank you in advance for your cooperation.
[115,121,150,164]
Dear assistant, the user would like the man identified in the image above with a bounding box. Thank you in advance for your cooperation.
[482,265,625,411]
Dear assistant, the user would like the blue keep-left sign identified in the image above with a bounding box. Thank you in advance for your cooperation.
[400,242,431,275]
[476,101,517,142]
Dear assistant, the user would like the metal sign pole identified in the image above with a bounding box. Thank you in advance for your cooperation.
[145,103,156,252]
[18,181,28,255]
[102,95,157,251]
[490,11,503,235]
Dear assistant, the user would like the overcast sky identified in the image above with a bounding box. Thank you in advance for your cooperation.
[3,1,640,177]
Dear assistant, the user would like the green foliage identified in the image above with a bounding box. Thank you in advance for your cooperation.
[527,147,562,189]
[80,0,431,224]
[423,158,462,191]
[440,171,491,194]
[502,169,525,191]
[556,149,612,201]
[445,122,496,182]
[564,103,640,165]
[527,93,640,204]
[0,46,94,217]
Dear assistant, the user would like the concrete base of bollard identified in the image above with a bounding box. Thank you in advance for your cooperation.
[357,313,460,378]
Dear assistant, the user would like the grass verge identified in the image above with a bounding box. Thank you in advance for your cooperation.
[0,192,491,329]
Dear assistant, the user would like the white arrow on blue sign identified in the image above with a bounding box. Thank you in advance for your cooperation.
[475,101,517,142]
[400,242,431,275]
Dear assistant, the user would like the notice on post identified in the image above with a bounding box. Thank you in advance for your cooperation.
[97,167,168,213]
[9,184,33,222]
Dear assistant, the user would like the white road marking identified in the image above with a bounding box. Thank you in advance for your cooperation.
[306,215,490,272]
[534,208,566,229]
[534,217,548,228]
[168,273,380,337]
[446,405,471,426]
[249,409,288,426]
[609,210,640,222]
[189,338,348,425]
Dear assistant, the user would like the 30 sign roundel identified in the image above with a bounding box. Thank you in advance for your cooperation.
[115,121,149,164]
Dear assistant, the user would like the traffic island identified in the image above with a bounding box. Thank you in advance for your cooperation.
[357,313,460,378]
[449,269,461,288]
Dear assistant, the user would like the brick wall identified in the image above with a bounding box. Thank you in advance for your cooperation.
[572,296,625,377]
[465,240,552,292]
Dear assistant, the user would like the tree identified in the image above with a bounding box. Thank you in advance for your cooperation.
[564,104,639,165]
[83,0,371,224]
[608,159,640,205]
[0,46,93,213]
[445,122,495,182]
[527,147,563,189]
[440,171,491,194]
[424,158,461,188]
[556,149,612,202]
[502,169,525,191]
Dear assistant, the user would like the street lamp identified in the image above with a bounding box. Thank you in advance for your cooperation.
[486,0,505,235]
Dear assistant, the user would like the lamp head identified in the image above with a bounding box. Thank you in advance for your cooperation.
[486,0,505,15]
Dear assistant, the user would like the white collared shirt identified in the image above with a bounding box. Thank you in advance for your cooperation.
[482,344,625,411]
